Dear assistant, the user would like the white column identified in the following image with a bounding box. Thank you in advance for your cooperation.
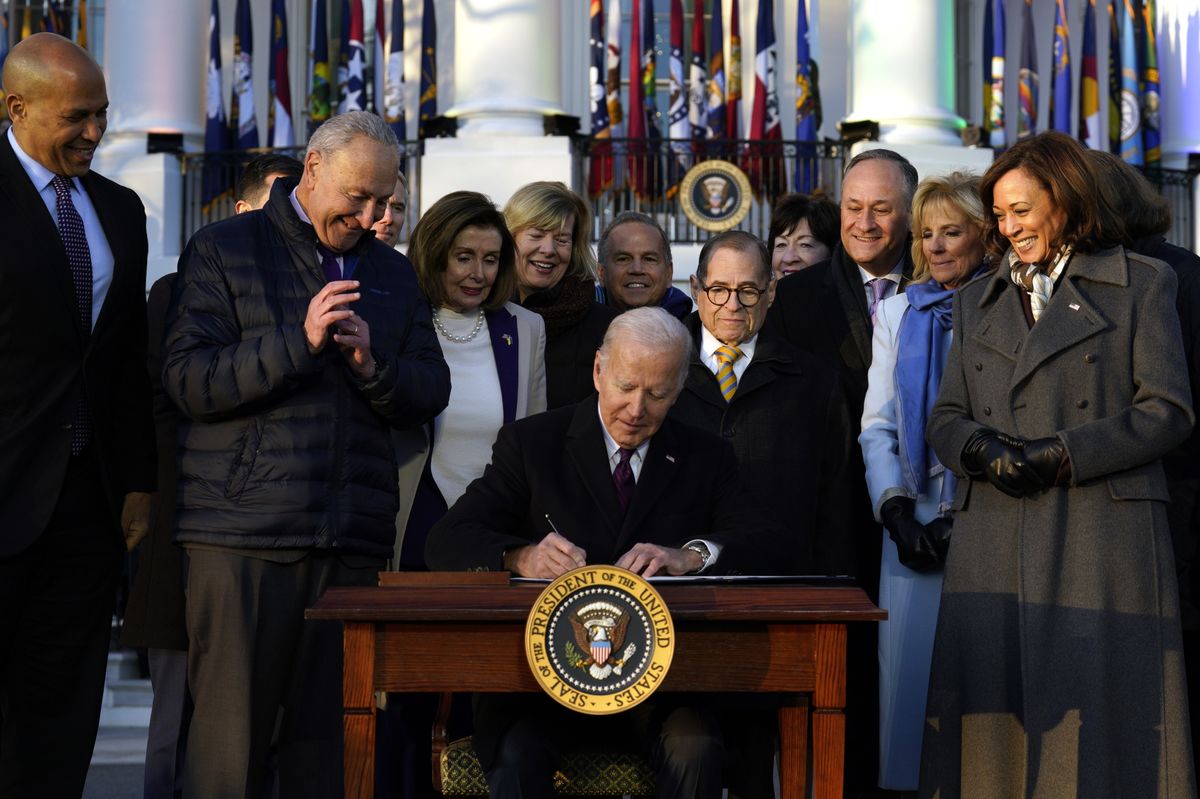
[843,0,962,147]
[92,0,206,288]
[446,0,564,136]
[420,0,574,213]
[1156,4,1200,169]
[103,0,205,139]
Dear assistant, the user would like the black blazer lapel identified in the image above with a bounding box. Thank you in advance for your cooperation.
[83,172,134,344]
[565,401,625,536]
[0,135,82,341]
[617,422,680,552]
[831,251,873,374]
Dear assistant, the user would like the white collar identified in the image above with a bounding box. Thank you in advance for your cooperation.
[857,259,904,286]
[7,127,81,194]
[699,324,758,363]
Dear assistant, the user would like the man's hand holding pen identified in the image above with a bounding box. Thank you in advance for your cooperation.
[503,532,587,578]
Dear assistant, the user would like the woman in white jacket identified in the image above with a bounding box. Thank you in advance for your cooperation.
[859,172,989,792]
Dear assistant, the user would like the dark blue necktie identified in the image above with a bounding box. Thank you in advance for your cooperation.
[52,175,93,455]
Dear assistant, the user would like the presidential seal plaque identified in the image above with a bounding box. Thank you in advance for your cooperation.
[525,566,674,715]
[679,159,753,232]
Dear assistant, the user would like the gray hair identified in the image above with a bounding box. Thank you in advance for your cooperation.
[306,111,400,165]
[597,307,693,394]
[695,230,771,285]
[843,148,919,207]
[597,211,673,267]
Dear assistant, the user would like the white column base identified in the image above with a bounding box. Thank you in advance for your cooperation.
[450,97,565,138]
[849,141,995,183]
[419,136,575,214]
[843,110,965,148]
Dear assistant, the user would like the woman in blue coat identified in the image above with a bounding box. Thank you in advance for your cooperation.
[860,172,989,791]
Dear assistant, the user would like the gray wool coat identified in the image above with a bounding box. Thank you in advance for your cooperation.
[922,247,1198,798]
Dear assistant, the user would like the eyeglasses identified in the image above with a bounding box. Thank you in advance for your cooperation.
[697,282,767,307]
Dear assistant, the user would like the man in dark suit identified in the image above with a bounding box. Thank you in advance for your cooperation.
[670,230,854,798]
[426,307,784,799]
[0,33,155,796]
[763,148,917,798]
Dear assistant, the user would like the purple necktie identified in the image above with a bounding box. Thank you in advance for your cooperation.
[613,448,636,513]
[868,278,889,326]
[52,175,93,455]
[317,244,341,282]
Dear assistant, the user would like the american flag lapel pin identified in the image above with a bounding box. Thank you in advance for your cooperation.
[1069,303,1080,311]
[665,454,676,463]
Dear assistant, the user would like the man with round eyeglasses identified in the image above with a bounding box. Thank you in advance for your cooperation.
[670,229,856,798]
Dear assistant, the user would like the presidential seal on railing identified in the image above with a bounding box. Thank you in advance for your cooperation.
[525,566,674,715]
[679,159,753,232]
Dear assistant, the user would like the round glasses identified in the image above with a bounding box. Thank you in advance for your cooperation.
[698,282,767,307]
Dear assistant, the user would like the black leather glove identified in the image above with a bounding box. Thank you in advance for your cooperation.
[1023,436,1068,487]
[924,516,952,566]
[960,429,1043,498]
[880,496,941,572]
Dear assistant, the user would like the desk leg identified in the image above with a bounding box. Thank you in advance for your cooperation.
[343,622,377,799]
[778,694,809,799]
[812,623,847,799]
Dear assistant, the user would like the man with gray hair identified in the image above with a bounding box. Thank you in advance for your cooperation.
[162,111,450,797]
[763,147,918,798]
[426,306,783,799]
[594,211,693,319]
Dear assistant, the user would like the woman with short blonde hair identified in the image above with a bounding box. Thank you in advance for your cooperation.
[503,181,615,408]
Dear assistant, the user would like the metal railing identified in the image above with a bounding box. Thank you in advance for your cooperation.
[178,142,423,250]
[1139,166,1197,252]
[575,137,845,244]
[176,139,1196,254]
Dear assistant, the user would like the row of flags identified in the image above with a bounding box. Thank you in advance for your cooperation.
[1,0,89,117]
[0,0,86,49]
[204,0,438,207]
[983,0,1161,167]
[588,0,821,200]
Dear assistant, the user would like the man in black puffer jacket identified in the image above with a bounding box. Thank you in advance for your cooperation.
[162,112,450,799]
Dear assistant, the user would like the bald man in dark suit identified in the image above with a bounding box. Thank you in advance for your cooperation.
[0,33,155,796]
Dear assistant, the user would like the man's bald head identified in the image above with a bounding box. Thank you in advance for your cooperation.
[4,33,108,177]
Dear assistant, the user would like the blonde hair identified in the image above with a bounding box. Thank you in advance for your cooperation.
[909,172,988,282]
[502,181,597,281]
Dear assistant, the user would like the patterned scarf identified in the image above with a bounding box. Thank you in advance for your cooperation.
[1008,245,1073,322]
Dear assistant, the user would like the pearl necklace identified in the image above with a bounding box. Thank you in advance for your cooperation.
[432,306,485,343]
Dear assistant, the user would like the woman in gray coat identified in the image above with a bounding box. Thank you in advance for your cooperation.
[921,131,1197,797]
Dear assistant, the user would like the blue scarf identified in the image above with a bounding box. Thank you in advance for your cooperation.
[894,278,962,509]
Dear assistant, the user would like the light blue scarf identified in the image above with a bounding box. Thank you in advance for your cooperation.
[894,278,966,510]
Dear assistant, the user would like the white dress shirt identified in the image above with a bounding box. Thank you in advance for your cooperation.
[699,326,758,386]
[596,404,721,572]
[8,128,114,330]
[858,261,904,308]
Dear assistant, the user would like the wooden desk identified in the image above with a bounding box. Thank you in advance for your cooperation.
[307,580,884,799]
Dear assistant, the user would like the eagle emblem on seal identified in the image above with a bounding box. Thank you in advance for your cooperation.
[566,601,637,680]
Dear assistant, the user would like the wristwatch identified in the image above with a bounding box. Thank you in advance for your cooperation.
[683,542,711,573]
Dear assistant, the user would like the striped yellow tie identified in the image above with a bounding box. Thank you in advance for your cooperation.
[714,344,744,401]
